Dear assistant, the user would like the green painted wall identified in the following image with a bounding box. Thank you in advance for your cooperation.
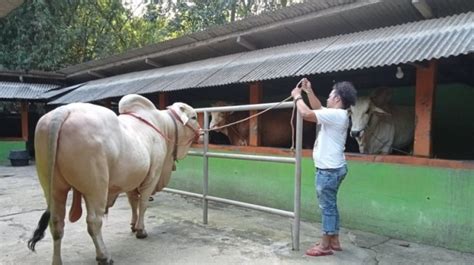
[169,155,474,253]
[0,141,25,165]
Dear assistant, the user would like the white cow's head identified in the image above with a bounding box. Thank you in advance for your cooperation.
[350,97,387,139]
[119,95,200,160]
[350,87,393,153]
[167,102,201,159]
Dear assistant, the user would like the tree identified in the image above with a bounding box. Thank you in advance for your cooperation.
[145,0,298,35]
[0,0,299,71]
[0,0,169,71]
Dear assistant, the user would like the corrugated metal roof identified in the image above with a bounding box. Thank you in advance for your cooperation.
[296,12,473,75]
[51,12,474,104]
[0,81,61,100]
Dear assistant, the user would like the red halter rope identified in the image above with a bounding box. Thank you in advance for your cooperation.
[167,108,201,143]
[122,112,172,141]
[122,110,200,145]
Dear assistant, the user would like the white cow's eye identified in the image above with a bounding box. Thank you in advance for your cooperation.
[191,116,197,120]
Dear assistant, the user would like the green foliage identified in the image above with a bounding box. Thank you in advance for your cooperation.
[0,0,298,71]
[0,0,169,71]
[167,0,231,35]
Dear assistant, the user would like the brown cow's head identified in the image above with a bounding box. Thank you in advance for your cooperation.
[209,101,232,134]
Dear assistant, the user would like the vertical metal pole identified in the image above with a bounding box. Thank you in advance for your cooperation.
[293,110,303,250]
[203,111,209,224]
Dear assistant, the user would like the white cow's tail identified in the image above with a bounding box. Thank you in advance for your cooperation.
[28,107,70,252]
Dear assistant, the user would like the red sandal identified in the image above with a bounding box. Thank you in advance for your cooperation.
[305,245,334,257]
[313,242,343,251]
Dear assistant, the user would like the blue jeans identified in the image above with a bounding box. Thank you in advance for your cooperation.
[315,165,347,235]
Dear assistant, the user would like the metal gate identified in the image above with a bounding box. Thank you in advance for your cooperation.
[164,101,303,250]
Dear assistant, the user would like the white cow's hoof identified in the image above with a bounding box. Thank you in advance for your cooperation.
[136,229,148,239]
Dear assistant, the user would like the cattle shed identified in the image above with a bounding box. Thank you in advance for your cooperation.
[0,72,73,156]
[2,0,474,254]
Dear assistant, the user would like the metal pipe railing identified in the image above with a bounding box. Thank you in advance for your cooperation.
[164,188,294,218]
[188,150,296,164]
[293,109,303,251]
[165,101,302,250]
[202,111,209,224]
[194,101,294,113]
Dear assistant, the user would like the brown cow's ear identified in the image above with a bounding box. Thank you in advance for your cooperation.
[372,105,390,115]
[370,87,392,107]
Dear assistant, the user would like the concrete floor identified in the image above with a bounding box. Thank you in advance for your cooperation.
[1,164,473,265]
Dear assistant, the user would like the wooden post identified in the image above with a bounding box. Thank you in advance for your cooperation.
[414,60,437,157]
[159,92,169,109]
[20,101,28,141]
[197,112,204,129]
[249,82,263,146]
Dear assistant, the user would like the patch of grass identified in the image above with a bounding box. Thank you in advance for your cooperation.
[0,141,25,165]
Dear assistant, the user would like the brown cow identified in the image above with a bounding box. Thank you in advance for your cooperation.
[209,101,316,148]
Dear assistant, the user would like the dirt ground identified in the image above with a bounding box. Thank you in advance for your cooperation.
[1,164,473,265]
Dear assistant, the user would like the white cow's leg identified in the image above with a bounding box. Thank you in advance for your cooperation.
[83,197,112,265]
[50,187,69,265]
[134,193,151,239]
[134,178,157,239]
[126,190,139,232]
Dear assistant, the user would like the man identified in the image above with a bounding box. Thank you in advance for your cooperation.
[291,78,357,257]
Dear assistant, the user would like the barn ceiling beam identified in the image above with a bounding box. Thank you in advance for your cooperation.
[408,61,429,69]
[87,71,106,78]
[145,58,162,68]
[236,36,257,51]
[412,0,433,19]
[0,70,66,81]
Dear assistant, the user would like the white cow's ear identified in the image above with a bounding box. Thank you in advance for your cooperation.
[168,105,189,125]
[178,105,189,125]
[180,112,189,125]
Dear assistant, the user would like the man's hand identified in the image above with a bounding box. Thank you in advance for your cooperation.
[301,78,314,95]
[291,86,302,99]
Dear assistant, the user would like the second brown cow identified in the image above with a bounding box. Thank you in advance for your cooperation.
[209,102,316,148]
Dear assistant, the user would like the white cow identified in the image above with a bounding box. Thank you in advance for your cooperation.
[28,94,200,265]
[350,89,414,154]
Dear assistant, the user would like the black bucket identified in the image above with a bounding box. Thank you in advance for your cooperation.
[8,150,30,166]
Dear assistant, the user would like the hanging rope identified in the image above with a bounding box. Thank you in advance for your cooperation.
[201,95,294,133]
[201,80,304,152]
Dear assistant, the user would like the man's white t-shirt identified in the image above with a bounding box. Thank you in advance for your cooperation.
[312,108,349,169]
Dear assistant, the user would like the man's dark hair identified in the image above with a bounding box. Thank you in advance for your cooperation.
[333,81,357,109]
